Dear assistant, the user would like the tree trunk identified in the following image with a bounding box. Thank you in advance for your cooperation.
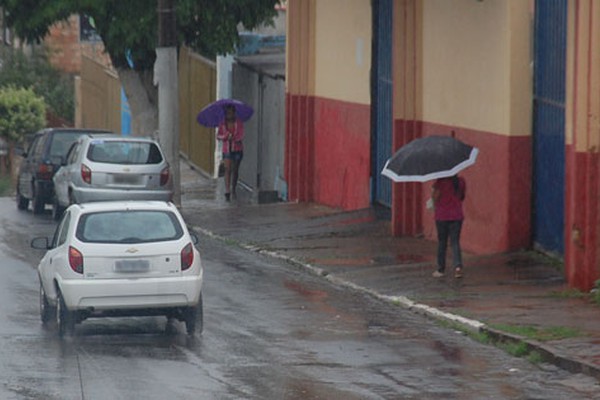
[117,65,181,205]
[117,68,159,137]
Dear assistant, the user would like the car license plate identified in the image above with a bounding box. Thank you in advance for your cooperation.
[114,259,150,273]
[112,174,140,184]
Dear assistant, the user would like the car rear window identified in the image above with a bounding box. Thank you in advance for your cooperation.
[49,132,89,158]
[87,140,163,164]
[76,210,184,243]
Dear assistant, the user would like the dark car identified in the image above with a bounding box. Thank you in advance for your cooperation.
[16,128,113,214]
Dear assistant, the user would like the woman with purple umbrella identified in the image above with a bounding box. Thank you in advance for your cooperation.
[197,98,253,201]
[217,105,245,201]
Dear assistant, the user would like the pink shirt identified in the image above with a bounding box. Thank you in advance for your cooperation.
[217,119,245,154]
[433,177,466,221]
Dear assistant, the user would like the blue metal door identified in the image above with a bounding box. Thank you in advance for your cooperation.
[371,0,393,208]
[533,0,567,254]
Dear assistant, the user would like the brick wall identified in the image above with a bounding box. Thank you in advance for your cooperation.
[44,15,111,74]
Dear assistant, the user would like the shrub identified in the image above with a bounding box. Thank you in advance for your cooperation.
[0,86,46,144]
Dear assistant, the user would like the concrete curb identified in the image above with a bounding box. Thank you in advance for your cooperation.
[193,225,600,381]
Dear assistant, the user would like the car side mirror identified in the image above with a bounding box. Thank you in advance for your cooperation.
[189,232,199,246]
[30,237,50,250]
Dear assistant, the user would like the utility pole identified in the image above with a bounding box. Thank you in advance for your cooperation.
[155,0,180,205]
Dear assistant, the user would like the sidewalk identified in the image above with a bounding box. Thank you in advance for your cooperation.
[178,160,600,381]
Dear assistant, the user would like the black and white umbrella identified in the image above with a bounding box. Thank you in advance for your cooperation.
[381,135,479,182]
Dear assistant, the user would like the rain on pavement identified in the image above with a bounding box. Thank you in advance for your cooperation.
[0,198,598,399]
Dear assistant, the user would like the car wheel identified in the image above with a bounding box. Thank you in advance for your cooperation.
[56,290,74,337]
[39,282,55,325]
[52,196,64,221]
[16,190,29,210]
[185,293,203,335]
[32,189,45,215]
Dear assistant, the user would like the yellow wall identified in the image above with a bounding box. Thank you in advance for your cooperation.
[178,46,217,174]
[78,55,121,132]
[421,0,532,136]
[567,0,600,152]
[286,0,316,96]
[313,0,371,104]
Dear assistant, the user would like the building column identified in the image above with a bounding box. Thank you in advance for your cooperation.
[391,0,422,236]
[285,0,316,203]
[564,0,600,290]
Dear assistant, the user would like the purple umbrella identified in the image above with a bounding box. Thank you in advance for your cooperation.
[196,98,254,127]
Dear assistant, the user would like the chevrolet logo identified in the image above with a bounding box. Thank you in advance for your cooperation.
[125,247,139,253]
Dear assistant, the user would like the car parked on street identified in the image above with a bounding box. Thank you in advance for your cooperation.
[30,201,204,337]
[52,135,173,220]
[16,128,114,214]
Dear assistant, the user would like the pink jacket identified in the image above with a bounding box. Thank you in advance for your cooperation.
[217,119,245,154]
[433,176,466,221]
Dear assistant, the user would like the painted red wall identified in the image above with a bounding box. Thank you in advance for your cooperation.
[392,120,532,254]
[286,94,371,210]
[564,145,600,291]
[286,94,315,202]
[313,97,371,209]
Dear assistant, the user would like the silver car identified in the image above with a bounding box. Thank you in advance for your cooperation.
[53,135,173,219]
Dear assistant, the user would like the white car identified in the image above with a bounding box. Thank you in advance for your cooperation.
[31,201,203,337]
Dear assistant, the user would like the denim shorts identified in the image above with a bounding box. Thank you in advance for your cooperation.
[223,151,243,161]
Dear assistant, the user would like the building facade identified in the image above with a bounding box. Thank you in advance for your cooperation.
[286,0,599,291]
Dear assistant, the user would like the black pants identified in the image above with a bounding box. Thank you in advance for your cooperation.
[435,220,463,271]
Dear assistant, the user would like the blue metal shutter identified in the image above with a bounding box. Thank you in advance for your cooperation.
[371,0,393,208]
[532,0,567,254]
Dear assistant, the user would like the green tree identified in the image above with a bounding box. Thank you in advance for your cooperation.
[0,0,279,135]
[0,86,46,173]
[0,46,74,124]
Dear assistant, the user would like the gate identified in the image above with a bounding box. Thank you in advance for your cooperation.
[371,0,393,208]
[532,0,567,254]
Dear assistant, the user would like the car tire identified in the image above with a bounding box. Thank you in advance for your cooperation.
[52,196,64,221]
[185,293,203,335]
[16,190,29,210]
[32,188,45,215]
[56,290,74,337]
[39,282,55,325]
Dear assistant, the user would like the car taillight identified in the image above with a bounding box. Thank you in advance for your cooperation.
[69,246,84,274]
[160,166,170,186]
[81,164,91,184]
[180,243,194,271]
[36,163,53,180]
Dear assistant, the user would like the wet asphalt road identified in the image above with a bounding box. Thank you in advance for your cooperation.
[0,197,599,399]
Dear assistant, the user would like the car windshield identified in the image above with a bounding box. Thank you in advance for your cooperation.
[87,140,163,165]
[49,132,89,158]
[76,210,183,243]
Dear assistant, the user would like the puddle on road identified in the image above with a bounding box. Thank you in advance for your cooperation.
[372,254,430,264]
[284,280,328,302]
[309,253,429,267]
[308,257,373,266]
[432,340,463,363]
